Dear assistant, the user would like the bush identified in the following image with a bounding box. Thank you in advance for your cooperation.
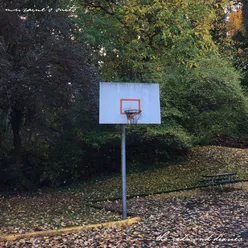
[126,125,191,165]
[151,55,248,145]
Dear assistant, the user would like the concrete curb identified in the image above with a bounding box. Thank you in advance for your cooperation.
[0,217,141,241]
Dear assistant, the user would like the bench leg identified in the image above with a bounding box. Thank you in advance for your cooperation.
[240,181,243,189]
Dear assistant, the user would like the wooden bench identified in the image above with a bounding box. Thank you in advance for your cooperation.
[200,172,243,189]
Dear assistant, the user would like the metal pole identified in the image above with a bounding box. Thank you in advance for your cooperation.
[121,124,127,219]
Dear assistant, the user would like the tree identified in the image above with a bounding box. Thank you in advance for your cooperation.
[0,7,98,186]
[226,8,245,38]
[242,0,248,32]
[77,0,221,81]
[145,54,248,144]
[77,0,248,144]
[224,1,248,86]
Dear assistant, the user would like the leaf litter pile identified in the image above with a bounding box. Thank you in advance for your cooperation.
[1,145,248,247]
[0,190,120,236]
[1,186,248,247]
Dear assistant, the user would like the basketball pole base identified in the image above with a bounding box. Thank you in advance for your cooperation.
[121,124,127,220]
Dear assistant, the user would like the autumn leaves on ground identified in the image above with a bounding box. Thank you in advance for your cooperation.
[1,146,248,247]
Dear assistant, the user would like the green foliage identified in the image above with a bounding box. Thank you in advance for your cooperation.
[1,0,248,191]
[126,125,191,165]
[35,123,191,188]
[145,54,248,145]
[0,1,99,190]
[77,0,222,81]
[182,55,248,143]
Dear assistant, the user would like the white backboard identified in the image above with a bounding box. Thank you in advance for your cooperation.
[99,82,161,124]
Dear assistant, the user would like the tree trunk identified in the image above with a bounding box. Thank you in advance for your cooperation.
[10,107,22,168]
[243,0,248,33]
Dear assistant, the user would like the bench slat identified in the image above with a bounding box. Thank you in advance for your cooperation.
[200,172,243,189]
[202,172,237,178]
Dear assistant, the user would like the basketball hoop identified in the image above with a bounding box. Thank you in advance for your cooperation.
[124,109,142,124]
